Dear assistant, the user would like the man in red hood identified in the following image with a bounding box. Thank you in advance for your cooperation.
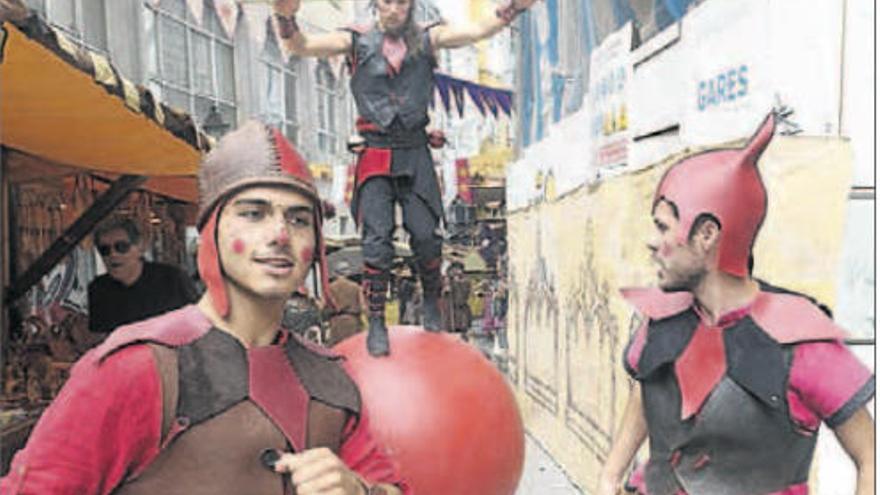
[1,121,409,495]
[598,114,874,495]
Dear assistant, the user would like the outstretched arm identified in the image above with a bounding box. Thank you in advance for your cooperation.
[431,0,540,49]
[597,382,648,495]
[832,407,875,495]
[273,0,351,57]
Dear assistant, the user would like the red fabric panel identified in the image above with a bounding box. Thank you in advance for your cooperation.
[751,291,847,343]
[788,341,872,424]
[96,305,211,360]
[620,287,694,320]
[198,207,228,317]
[338,407,411,494]
[248,346,310,452]
[0,346,163,494]
[674,323,726,419]
[356,148,392,188]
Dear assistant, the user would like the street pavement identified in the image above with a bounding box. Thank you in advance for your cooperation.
[467,328,583,495]
[516,433,584,495]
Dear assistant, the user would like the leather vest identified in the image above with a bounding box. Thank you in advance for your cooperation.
[114,328,360,495]
[349,27,436,131]
[638,312,817,495]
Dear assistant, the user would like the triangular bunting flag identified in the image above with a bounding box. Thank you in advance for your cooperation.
[187,0,204,25]
[213,0,239,39]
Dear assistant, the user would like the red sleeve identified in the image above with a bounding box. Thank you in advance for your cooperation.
[339,408,412,494]
[0,345,163,495]
[787,340,874,431]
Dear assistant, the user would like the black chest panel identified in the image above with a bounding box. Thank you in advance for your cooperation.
[349,28,436,131]
[637,313,817,495]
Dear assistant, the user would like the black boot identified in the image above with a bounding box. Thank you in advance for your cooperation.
[362,269,390,357]
[366,315,390,357]
[419,260,443,332]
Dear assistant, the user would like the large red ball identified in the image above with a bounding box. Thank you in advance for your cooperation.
[336,326,525,495]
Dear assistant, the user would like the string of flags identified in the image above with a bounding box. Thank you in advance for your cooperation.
[433,73,513,119]
[145,1,514,119]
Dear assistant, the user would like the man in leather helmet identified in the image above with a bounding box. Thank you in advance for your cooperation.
[272,0,539,356]
[2,121,409,495]
[597,114,874,495]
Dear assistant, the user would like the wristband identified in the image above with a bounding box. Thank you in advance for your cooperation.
[274,13,300,39]
[495,1,525,25]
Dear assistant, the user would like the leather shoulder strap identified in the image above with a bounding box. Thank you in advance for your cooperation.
[148,343,179,443]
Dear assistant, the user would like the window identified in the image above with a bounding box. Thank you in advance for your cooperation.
[316,61,338,155]
[144,0,236,129]
[24,0,107,52]
[259,29,300,145]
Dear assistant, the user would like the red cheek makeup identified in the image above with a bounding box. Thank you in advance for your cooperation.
[232,239,246,254]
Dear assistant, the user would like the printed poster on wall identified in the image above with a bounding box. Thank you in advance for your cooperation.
[587,22,633,171]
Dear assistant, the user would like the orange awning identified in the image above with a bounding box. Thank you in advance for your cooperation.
[1,18,210,202]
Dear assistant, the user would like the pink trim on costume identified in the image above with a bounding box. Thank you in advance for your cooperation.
[248,345,310,451]
[751,291,847,343]
[788,340,872,420]
[97,305,212,360]
[786,389,821,433]
[626,319,649,373]
[620,287,693,320]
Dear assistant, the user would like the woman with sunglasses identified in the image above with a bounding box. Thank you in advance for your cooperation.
[87,216,198,335]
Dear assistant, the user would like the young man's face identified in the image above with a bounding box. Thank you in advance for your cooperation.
[648,200,707,292]
[96,228,143,284]
[375,0,412,34]
[216,186,317,301]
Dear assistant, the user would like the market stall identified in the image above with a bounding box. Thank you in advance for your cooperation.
[0,11,210,472]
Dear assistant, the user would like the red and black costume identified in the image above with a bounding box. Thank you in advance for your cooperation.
[1,306,408,494]
[620,114,874,495]
[343,20,445,355]
[1,121,409,494]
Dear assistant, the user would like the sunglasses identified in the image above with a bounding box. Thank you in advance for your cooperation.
[97,241,132,256]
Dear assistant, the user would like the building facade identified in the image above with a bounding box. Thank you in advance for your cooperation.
[506,0,874,492]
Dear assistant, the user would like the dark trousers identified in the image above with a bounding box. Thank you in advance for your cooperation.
[359,176,442,272]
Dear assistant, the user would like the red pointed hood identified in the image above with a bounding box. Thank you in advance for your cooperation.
[655,113,776,277]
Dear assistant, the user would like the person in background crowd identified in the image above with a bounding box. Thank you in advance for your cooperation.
[88,216,197,334]
[323,261,366,347]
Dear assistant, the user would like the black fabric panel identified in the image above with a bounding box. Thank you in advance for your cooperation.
[724,317,787,409]
[827,378,875,428]
[285,339,361,414]
[637,310,699,379]
[177,329,249,425]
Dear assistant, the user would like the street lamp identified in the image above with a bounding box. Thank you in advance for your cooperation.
[202,104,230,138]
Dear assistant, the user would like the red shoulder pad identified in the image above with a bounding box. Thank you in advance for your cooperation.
[339,23,371,34]
[95,305,212,361]
[290,332,341,358]
[620,287,693,320]
[750,291,848,344]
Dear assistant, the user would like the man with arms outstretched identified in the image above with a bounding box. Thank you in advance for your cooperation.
[272,0,539,356]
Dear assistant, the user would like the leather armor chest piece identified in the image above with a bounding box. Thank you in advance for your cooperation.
[641,336,816,495]
[115,329,359,495]
[349,27,436,131]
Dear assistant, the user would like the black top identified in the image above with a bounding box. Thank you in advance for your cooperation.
[88,262,198,333]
